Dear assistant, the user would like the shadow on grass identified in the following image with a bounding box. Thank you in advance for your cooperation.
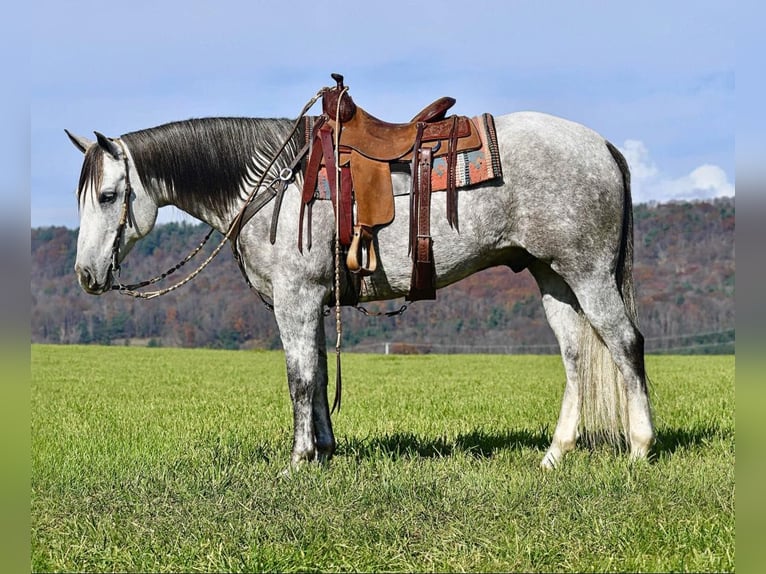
[339,428,550,461]
[652,424,733,458]
[338,424,733,462]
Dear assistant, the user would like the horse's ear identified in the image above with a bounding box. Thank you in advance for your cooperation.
[94,131,122,159]
[65,129,93,154]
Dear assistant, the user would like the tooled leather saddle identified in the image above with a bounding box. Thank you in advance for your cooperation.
[301,74,484,301]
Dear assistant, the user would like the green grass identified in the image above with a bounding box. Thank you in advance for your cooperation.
[31,345,734,572]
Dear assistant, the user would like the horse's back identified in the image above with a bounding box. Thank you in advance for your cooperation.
[495,111,621,185]
[492,111,627,265]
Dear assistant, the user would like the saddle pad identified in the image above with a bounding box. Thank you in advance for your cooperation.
[430,113,502,192]
[312,113,502,200]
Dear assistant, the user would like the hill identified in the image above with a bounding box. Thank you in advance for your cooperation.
[31,198,734,353]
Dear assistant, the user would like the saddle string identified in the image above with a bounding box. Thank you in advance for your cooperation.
[352,303,408,318]
[112,89,327,299]
[331,84,349,415]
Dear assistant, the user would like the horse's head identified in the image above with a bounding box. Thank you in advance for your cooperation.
[67,130,158,294]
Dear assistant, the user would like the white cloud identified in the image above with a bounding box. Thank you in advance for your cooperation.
[619,139,734,203]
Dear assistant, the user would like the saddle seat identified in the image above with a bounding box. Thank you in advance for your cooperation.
[334,105,477,161]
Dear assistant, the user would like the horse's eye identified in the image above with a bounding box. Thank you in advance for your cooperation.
[98,191,117,204]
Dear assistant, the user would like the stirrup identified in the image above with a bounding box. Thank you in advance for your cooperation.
[346,225,377,276]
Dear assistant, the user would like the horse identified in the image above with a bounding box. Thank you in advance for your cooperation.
[66,107,654,469]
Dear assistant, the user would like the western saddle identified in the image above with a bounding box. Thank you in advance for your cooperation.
[301,74,483,301]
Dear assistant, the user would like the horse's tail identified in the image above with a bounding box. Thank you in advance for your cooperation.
[577,141,637,448]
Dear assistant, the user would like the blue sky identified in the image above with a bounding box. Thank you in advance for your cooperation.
[30,0,735,228]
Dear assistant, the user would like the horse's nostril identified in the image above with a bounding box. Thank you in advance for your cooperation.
[76,264,94,289]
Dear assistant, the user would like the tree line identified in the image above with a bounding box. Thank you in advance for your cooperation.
[31,197,735,354]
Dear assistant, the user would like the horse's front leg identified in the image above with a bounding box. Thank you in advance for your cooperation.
[273,288,335,466]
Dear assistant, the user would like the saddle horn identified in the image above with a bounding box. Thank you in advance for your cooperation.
[323,73,356,123]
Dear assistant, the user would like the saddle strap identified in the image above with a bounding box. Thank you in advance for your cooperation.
[408,124,424,256]
[306,125,338,252]
[338,166,353,246]
[299,117,327,253]
[446,115,460,230]
[319,126,338,200]
[408,143,436,301]
[322,128,354,246]
[300,119,354,251]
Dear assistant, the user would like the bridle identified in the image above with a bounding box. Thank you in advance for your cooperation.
[109,140,135,278]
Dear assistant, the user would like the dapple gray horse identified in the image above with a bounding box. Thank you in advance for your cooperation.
[66,109,654,469]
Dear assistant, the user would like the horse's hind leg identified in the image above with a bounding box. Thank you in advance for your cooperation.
[570,276,654,459]
[529,261,585,468]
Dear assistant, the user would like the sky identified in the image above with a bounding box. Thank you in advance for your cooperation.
[29,0,735,229]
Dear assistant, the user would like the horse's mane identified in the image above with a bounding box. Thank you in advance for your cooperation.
[121,117,301,220]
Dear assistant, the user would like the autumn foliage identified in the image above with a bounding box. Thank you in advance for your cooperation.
[31,198,734,354]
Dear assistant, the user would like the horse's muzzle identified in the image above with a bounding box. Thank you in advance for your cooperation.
[75,264,112,295]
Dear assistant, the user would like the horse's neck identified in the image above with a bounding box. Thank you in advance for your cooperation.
[125,145,249,235]
[124,117,301,237]
[169,196,236,234]
[144,178,241,234]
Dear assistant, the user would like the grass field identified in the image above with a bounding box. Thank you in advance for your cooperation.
[31,345,734,572]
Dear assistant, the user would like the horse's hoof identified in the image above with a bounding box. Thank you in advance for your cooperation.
[628,448,653,464]
[540,450,560,470]
[316,453,332,467]
[629,432,655,461]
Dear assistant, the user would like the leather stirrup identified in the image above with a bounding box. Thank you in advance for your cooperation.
[346,225,377,276]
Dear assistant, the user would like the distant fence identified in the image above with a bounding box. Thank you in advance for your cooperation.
[345,329,735,355]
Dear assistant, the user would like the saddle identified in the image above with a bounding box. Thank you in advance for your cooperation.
[301,74,483,301]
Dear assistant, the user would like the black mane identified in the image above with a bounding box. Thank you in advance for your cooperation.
[121,117,301,220]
